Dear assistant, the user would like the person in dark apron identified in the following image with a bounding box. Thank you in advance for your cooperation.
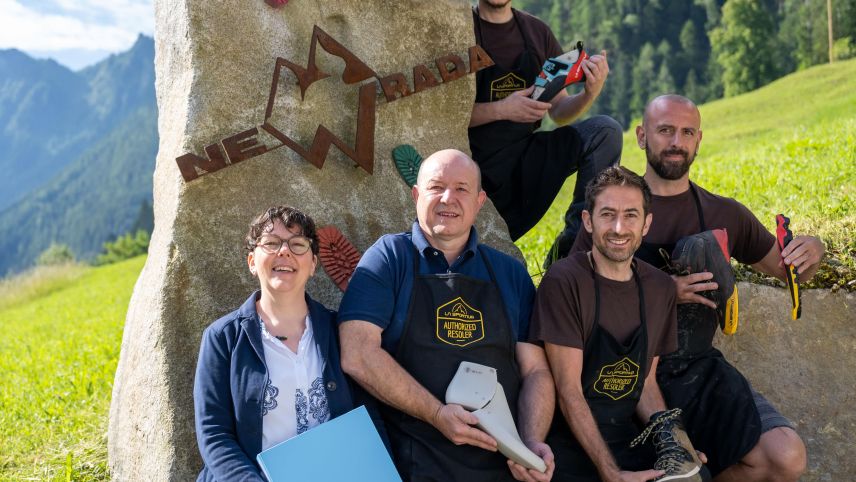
[634,185,763,477]
[468,1,620,269]
[547,255,660,481]
[384,246,523,481]
[534,166,706,481]
[339,149,555,482]
[573,95,825,480]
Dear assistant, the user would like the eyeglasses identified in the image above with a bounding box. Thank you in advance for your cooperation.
[255,235,313,255]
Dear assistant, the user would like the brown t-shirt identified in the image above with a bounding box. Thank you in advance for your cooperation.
[572,182,777,265]
[530,252,678,377]
[473,8,563,72]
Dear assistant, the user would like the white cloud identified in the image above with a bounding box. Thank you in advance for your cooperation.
[0,0,153,52]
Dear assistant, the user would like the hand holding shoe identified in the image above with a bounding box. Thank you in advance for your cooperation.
[432,403,498,451]
[508,440,554,481]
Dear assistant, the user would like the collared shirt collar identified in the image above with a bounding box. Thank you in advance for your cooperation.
[410,221,479,269]
[238,290,331,361]
[237,290,262,320]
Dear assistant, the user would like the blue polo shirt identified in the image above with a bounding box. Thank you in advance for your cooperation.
[338,222,536,353]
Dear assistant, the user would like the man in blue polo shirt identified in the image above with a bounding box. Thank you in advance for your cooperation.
[339,149,555,482]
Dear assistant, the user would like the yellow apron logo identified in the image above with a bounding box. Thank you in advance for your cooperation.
[436,297,484,347]
[490,72,526,101]
[593,357,640,401]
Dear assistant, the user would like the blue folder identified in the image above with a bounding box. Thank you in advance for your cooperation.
[256,405,401,482]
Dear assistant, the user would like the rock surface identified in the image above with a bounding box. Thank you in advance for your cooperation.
[108,0,517,480]
[715,283,856,481]
[107,1,856,480]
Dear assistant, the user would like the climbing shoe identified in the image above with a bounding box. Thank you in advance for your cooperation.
[669,229,739,335]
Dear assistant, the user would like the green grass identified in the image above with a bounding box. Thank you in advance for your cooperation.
[0,256,145,481]
[517,58,856,289]
[0,263,90,313]
[0,57,852,482]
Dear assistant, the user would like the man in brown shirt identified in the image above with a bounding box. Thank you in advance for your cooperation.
[468,0,621,268]
[532,166,704,481]
[572,95,825,481]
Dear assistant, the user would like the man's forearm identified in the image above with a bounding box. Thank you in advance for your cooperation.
[547,344,620,478]
[548,90,595,126]
[469,101,504,128]
[753,236,824,283]
[517,364,555,443]
[557,385,621,479]
[340,325,441,424]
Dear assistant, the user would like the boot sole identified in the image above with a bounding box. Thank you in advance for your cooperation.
[658,465,701,481]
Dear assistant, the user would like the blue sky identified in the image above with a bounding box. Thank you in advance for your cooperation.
[0,0,154,70]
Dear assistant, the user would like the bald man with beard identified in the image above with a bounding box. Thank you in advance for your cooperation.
[572,95,825,481]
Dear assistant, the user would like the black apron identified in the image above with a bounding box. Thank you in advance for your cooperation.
[549,255,655,480]
[383,246,521,482]
[469,7,543,159]
[469,8,557,240]
[640,185,762,476]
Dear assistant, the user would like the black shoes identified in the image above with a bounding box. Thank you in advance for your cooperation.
[669,229,739,335]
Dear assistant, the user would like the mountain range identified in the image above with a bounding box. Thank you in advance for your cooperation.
[0,35,157,276]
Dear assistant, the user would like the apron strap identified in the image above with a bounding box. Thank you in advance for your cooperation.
[689,183,706,231]
[473,7,531,56]
[478,246,519,352]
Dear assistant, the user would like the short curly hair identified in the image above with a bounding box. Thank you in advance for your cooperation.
[585,166,652,215]
[244,205,319,256]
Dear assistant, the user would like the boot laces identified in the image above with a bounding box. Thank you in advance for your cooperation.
[629,408,691,473]
[659,248,690,276]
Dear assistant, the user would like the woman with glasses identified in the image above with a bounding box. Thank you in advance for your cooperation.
[193,205,357,482]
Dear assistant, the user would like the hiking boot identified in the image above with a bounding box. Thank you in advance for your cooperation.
[670,229,739,334]
[631,409,705,481]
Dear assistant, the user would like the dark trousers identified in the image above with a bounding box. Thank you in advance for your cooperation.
[473,115,622,243]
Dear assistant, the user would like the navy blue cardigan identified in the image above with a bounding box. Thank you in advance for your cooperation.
[193,291,356,482]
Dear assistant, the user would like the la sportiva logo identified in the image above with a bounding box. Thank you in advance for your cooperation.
[593,357,640,401]
[176,26,494,182]
[436,297,485,347]
[490,72,526,101]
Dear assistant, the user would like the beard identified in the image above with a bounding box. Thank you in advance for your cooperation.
[481,0,512,9]
[593,233,642,264]
[646,144,696,180]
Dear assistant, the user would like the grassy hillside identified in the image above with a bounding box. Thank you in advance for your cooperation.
[0,256,145,481]
[0,53,851,482]
[518,58,856,289]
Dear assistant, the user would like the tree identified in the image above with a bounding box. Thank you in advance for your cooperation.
[679,19,704,85]
[95,230,150,266]
[779,0,824,70]
[683,69,706,103]
[655,61,677,95]
[834,36,855,60]
[131,200,154,234]
[680,19,703,63]
[37,244,75,266]
[631,43,657,116]
[710,0,781,96]
[607,54,633,127]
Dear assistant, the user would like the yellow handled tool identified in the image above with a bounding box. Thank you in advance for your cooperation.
[775,214,801,319]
